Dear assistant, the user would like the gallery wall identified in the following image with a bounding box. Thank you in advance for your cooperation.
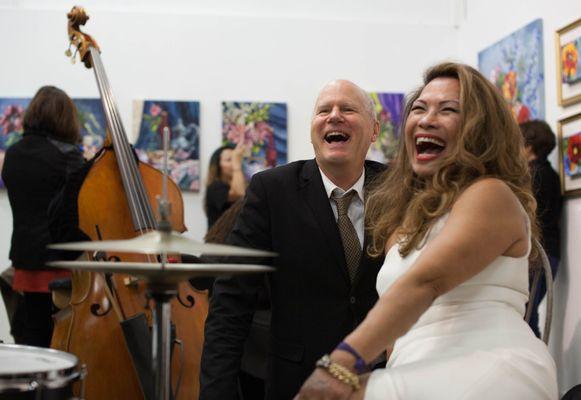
[457,0,581,395]
[0,2,457,340]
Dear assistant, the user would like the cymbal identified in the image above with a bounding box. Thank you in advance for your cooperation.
[48,230,276,257]
[47,260,274,284]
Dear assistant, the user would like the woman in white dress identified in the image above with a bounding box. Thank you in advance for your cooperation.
[295,62,558,400]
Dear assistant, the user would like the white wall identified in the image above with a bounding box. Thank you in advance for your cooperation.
[457,0,581,395]
[0,3,457,341]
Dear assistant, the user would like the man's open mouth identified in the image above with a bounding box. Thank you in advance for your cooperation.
[325,132,350,143]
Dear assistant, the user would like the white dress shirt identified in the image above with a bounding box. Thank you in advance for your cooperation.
[319,168,365,249]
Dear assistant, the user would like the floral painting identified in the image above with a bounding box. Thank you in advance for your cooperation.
[478,19,544,123]
[0,98,29,188]
[562,131,581,178]
[561,37,581,84]
[133,100,200,192]
[366,92,405,164]
[558,111,581,196]
[0,97,105,188]
[222,102,287,180]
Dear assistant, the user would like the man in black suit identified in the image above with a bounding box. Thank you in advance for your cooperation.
[200,80,386,400]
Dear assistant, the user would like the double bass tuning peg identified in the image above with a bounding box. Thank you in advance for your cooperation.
[64,44,78,64]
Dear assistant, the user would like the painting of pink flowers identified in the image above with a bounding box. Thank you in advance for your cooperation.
[478,19,544,124]
[222,102,287,180]
[133,100,200,191]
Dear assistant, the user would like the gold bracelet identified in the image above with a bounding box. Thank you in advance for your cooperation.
[316,354,360,390]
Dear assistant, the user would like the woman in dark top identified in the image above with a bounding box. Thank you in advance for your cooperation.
[2,86,85,347]
[520,120,563,338]
[204,141,246,228]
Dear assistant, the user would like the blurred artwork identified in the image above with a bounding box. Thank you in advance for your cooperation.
[561,37,581,84]
[366,92,405,164]
[0,97,105,188]
[563,131,581,178]
[478,19,544,123]
[133,100,200,192]
[0,98,28,188]
[222,101,287,180]
[74,99,107,160]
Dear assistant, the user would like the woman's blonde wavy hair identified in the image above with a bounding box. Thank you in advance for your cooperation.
[366,62,538,258]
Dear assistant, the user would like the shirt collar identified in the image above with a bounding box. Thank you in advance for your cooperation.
[319,167,366,202]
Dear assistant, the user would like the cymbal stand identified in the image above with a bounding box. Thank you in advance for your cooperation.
[150,126,175,400]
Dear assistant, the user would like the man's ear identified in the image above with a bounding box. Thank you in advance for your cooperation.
[371,120,380,143]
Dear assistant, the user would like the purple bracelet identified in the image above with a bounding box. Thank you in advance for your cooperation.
[335,341,370,374]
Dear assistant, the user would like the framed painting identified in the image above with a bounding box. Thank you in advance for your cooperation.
[556,18,581,106]
[557,111,581,197]
[133,100,201,192]
[478,19,545,123]
[222,101,287,180]
[366,92,405,164]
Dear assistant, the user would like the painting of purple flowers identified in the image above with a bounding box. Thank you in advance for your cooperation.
[478,19,545,123]
[222,102,287,180]
[133,100,200,192]
[0,97,105,188]
[366,92,405,164]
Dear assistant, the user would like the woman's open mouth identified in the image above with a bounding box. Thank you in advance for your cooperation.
[415,134,445,161]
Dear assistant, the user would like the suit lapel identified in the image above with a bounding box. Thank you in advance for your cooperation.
[299,160,350,285]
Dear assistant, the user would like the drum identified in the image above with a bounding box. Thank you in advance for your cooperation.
[0,344,85,400]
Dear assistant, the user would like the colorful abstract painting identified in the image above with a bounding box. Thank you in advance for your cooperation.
[222,102,287,180]
[561,37,581,84]
[562,131,581,178]
[478,19,544,123]
[367,92,405,164]
[133,100,200,192]
[0,97,105,188]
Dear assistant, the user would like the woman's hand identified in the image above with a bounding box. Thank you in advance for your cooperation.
[294,368,353,400]
[232,133,246,168]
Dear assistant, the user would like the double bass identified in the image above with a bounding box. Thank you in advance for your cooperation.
[51,6,209,399]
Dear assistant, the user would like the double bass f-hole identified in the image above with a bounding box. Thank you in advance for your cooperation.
[176,293,195,309]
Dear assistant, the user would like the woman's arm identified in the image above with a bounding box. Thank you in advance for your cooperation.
[228,141,246,201]
[343,178,529,367]
[295,178,530,399]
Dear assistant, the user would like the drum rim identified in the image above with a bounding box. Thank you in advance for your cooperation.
[0,344,81,392]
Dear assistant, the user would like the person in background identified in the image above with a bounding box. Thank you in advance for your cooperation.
[2,86,85,347]
[204,140,246,229]
[520,120,563,338]
[200,79,385,400]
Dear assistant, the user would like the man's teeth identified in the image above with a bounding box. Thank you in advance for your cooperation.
[416,136,445,147]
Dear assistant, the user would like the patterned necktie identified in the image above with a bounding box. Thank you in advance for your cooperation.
[332,190,362,282]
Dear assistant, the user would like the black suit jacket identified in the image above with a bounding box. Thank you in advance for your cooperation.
[201,159,386,400]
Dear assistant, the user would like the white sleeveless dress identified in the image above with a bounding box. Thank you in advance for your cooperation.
[365,215,558,400]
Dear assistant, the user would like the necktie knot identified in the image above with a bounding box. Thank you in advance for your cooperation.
[332,190,357,217]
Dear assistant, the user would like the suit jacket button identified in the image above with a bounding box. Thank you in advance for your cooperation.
[350,296,356,304]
